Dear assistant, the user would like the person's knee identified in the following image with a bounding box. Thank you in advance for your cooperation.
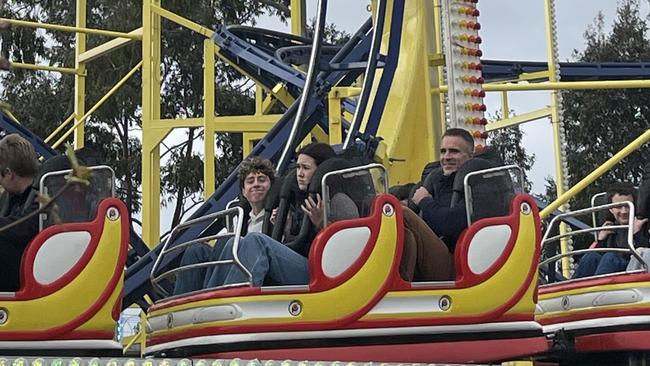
[179,243,211,264]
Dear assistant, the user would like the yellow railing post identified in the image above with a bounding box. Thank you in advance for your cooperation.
[74,0,87,149]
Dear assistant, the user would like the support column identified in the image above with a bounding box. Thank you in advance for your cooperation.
[204,39,216,199]
[141,0,163,246]
[74,0,86,149]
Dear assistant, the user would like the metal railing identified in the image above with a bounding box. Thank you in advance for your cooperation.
[539,201,647,281]
[321,163,388,227]
[150,206,250,297]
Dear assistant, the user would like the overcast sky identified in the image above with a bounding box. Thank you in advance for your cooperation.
[257,0,650,194]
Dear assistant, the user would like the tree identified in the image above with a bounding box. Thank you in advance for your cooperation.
[0,0,284,227]
[486,111,536,190]
[561,0,650,210]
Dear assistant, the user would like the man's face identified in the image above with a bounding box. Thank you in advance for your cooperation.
[440,136,473,175]
[242,172,271,206]
[609,193,634,225]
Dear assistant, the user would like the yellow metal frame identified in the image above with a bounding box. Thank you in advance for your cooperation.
[5,0,650,251]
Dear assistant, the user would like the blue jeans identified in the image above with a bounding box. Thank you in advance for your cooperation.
[174,232,308,294]
[574,252,628,278]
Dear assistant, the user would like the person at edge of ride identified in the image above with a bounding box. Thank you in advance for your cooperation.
[173,156,275,294]
[0,134,40,291]
[410,128,474,254]
[574,182,650,278]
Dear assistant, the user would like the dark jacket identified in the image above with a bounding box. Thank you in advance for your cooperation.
[417,172,467,252]
[596,227,650,251]
[0,186,39,290]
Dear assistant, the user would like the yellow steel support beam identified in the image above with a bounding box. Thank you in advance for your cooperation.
[255,85,264,115]
[150,4,214,38]
[540,129,650,218]
[10,62,79,75]
[437,79,650,93]
[486,107,552,132]
[501,91,510,119]
[328,91,343,145]
[328,87,362,145]
[268,83,295,108]
[52,61,143,149]
[204,39,216,199]
[78,28,143,63]
[0,18,141,39]
[74,0,87,149]
[432,0,446,153]
[243,133,266,156]
[141,0,163,246]
[290,0,306,37]
[44,113,76,144]
[150,116,281,131]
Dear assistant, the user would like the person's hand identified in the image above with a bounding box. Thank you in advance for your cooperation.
[598,220,615,241]
[634,217,649,234]
[411,186,432,206]
[302,193,324,228]
[270,208,278,225]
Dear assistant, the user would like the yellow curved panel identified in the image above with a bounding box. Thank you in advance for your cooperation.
[148,209,399,334]
[0,215,124,332]
[362,208,538,320]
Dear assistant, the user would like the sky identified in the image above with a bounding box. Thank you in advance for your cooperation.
[257,0,650,194]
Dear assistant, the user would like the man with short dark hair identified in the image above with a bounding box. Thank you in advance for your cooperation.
[237,156,275,233]
[574,182,649,278]
[174,156,276,294]
[0,134,40,291]
[411,128,474,252]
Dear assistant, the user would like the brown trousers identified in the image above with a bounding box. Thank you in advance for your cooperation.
[399,206,454,281]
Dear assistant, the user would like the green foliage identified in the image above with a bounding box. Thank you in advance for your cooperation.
[0,0,284,225]
[562,0,650,210]
[486,111,536,190]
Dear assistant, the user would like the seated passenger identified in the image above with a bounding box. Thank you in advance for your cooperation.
[0,134,40,291]
[174,156,276,294]
[411,128,474,253]
[574,182,650,278]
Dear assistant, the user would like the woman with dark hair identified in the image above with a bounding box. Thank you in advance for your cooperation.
[183,142,356,290]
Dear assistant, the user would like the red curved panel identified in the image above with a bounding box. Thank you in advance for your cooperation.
[575,330,650,352]
[539,272,650,295]
[202,335,548,364]
[308,194,404,291]
[0,198,129,340]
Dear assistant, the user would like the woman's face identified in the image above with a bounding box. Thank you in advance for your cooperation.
[296,154,317,191]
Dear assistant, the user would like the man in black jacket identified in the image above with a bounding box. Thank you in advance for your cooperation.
[0,134,40,291]
[574,182,649,278]
[411,128,474,252]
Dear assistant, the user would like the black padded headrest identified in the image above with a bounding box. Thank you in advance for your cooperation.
[451,158,497,193]
[638,162,650,219]
[32,154,73,190]
[307,157,354,194]
[279,169,299,199]
[422,167,444,195]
